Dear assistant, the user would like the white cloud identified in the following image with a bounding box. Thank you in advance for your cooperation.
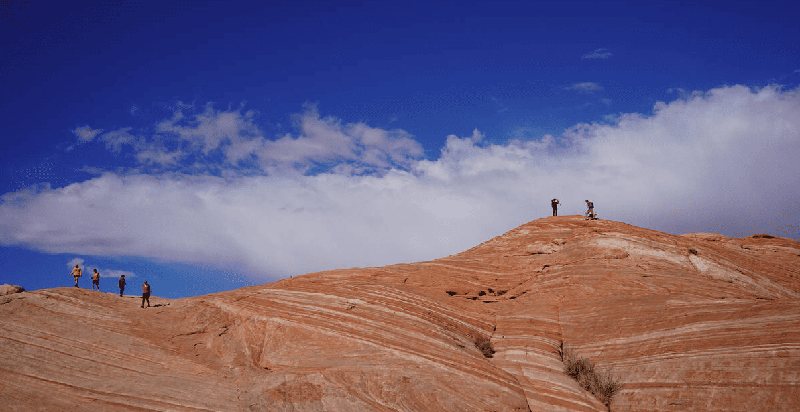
[564,82,603,93]
[72,126,103,142]
[91,103,424,175]
[103,269,135,278]
[1,182,52,206]
[3,85,799,281]
[582,48,612,59]
[66,258,134,278]
[98,127,137,154]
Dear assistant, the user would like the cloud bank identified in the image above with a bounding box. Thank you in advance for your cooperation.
[3,85,799,281]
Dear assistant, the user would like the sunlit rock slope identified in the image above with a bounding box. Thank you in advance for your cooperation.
[2,215,799,411]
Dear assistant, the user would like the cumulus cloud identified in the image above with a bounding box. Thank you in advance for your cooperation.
[86,102,424,175]
[72,126,103,142]
[3,85,799,281]
[66,258,134,278]
[565,82,603,93]
[102,269,135,278]
[582,48,612,59]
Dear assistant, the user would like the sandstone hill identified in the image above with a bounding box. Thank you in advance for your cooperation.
[2,215,799,411]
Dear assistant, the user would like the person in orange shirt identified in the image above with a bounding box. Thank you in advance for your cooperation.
[141,281,151,308]
[92,269,101,291]
[70,264,82,287]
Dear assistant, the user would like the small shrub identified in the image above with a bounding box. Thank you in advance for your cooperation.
[445,291,457,296]
[496,290,507,296]
[689,248,698,255]
[752,233,775,239]
[474,335,495,358]
[478,290,486,296]
[487,288,494,294]
[561,345,621,409]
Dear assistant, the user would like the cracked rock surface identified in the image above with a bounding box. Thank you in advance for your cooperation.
[2,215,799,411]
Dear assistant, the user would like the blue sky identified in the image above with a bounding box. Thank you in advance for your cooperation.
[1,1,799,298]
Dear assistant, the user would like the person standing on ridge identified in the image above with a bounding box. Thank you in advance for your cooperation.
[585,199,595,220]
[551,198,560,216]
[141,281,151,308]
[91,269,101,291]
[70,264,82,287]
[118,274,126,297]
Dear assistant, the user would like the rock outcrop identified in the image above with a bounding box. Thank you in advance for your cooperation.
[0,284,25,296]
[2,215,799,411]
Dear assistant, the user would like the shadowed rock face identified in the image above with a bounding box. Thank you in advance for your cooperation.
[2,215,799,411]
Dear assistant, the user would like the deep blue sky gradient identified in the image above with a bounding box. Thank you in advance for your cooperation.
[2,1,798,298]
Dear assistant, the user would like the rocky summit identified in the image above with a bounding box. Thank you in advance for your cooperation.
[2,215,799,411]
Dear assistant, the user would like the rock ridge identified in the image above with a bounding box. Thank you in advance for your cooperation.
[2,215,799,411]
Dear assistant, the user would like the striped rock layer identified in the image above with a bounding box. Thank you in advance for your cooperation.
[2,215,799,411]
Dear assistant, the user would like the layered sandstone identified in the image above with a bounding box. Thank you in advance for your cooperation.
[1,215,799,411]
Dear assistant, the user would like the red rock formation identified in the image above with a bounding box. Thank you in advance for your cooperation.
[2,215,798,411]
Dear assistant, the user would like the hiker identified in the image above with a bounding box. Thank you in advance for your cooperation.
[70,264,82,287]
[585,199,595,220]
[92,269,101,291]
[141,281,151,308]
[118,274,126,297]
[551,198,560,216]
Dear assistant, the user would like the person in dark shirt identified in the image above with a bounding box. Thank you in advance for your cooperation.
[551,198,560,216]
[118,274,126,297]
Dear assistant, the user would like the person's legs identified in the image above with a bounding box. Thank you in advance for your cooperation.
[74,276,79,287]
[553,207,557,216]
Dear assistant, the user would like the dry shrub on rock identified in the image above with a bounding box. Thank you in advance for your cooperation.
[474,335,495,358]
[561,344,621,409]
